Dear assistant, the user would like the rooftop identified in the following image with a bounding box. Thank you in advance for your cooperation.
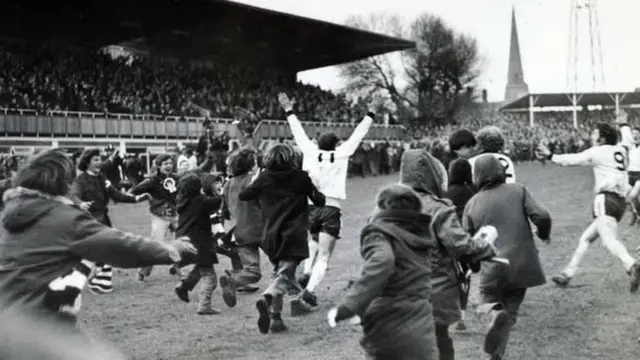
[0,0,415,72]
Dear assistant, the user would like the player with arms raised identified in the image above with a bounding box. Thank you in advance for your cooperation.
[537,110,640,292]
[467,126,517,184]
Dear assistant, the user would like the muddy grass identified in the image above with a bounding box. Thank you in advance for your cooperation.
[81,162,640,360]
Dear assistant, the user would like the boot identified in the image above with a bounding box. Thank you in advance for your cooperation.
[196,268,220,315]
[269,312,288,333]
[290,297,314,317]
[219,270,237,308]
[256,296,271,334]
[437,336,455,360]
[174,284,190,303]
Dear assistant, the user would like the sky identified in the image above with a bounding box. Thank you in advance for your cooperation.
[236,0,640,102]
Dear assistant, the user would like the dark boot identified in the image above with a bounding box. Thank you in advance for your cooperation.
[436,324,455,360]
[256,296,271,334]
[220,270,237,308]
[269,312,288,333]
[196,268,220,315]
[297,273,311,288]
[174,285,190,303]
[437,336,455,360]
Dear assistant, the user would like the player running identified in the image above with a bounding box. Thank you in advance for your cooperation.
[277,92,374,313]
[626,127,640,225]
[536,110,640,292]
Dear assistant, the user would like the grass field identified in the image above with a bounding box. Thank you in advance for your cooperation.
[81,162,640,360]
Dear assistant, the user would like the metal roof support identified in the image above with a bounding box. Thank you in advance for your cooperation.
[567,93,583,129]
[528,95,539,127]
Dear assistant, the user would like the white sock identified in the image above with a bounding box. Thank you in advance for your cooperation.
[304,240,319,275]
[596,217,636,271]
[564,222,598,278]
[306,254,329,293]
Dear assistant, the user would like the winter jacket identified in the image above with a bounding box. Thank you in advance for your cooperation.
[463,154,551,291]
[222,171,263,246]
[0,187,180,322]
[239,168,325,262]
[176,175,222,267]
[130,172,180,218]
[337,208,437,359]
[400,149,495,325]
[70,171,137,226]
[130,155,213,219]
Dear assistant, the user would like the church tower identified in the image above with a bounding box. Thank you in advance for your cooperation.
[504,7,529,102]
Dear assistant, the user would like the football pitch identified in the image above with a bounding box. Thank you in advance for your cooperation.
[81,162,640,360]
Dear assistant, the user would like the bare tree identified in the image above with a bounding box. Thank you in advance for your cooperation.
[341,13,481,125]
[340,14,414,115]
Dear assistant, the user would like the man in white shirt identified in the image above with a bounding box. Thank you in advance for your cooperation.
[537,110,640,292]
[467,126,516,184]
[277,93,374,314]
[626,127,640,224]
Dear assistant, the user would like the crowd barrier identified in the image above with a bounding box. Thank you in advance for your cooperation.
[0,109,405,141]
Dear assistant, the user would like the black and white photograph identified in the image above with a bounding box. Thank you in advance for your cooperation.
[0,0,639,359]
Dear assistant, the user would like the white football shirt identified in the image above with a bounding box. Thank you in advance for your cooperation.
[628,144,640,172]
[550,125,632,197]
[468,153,517,184]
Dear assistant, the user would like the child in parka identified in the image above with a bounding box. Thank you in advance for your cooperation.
[400,149,496,360]
[463,154,551,360]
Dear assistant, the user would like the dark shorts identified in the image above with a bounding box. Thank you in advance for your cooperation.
[630,171,640,187]
[592,192,626,222]
[308,205,342,239]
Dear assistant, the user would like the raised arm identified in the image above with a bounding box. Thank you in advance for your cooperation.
[278,93,316,152]
[336,113,375,157]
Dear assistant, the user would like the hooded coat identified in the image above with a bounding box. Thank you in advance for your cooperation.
[463,154,551,291]
[444,159,477,221]
[400,149,495,325]
[337,209,438,360]
[0,187,180,322]
[239,168,325,262]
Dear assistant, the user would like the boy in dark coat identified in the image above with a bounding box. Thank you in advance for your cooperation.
[463,154,552,360]
[331,183,437,359]
[173,174,223,315]
[239,144,325,334]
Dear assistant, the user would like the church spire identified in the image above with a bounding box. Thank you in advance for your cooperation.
[504,6,529,102]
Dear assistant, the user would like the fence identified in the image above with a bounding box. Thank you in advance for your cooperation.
[0,108,405,141]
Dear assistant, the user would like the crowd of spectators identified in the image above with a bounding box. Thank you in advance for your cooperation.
[0,41,633,170]
[0,42,368,127]
[409,106,621,162]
